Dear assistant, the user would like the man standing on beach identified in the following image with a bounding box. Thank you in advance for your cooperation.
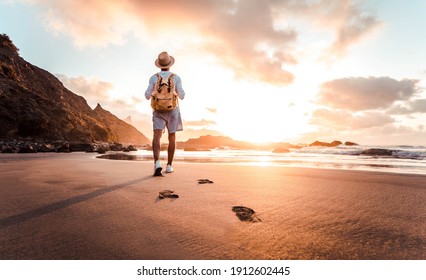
[145,51,185,176]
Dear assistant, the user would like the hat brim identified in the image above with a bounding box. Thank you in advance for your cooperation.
[155,56,175,68]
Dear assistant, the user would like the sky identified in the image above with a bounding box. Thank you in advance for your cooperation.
[1,0,426,145]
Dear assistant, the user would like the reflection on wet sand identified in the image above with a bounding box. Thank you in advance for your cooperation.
[97,153,139,161]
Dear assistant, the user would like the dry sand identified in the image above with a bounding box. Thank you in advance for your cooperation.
[0,153,425,260]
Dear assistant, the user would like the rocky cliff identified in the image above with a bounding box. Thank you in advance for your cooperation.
[0,34,149,144]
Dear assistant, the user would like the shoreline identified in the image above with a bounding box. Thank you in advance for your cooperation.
[97,151,426,176]
[1,153,425,260]
[3,151,426,176]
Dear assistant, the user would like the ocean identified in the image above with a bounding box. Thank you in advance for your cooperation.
[99,145,426,175]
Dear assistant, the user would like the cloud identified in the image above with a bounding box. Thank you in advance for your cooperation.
[301,121,426,145]
[311,109,394,130]
[206,107,217,114]
[269,0,381,60]
[322,1,381,59]
[388,99,426,115]
[309,75,425,141]
[310,108,351,129]
[345,111,395,129]
[180,128,224,141]
[409,99,426,113]
[203,0,297,85]
[184,119,216,127]
[359,124,426,145]
[317,77,420,111]
[22,0,380,85]
[56,74,113,106]
[28,0,138,48]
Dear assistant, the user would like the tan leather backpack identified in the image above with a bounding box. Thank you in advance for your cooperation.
[150,73,177,111]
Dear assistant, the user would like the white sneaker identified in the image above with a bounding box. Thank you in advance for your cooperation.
[154,160,162,176]
[166,164,174,173]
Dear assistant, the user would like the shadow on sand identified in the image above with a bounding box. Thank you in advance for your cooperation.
[0,176,152,229]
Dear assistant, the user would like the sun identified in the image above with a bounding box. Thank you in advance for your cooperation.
[220,116,311,144]
[178,57,325,144]
[214,91,313,143]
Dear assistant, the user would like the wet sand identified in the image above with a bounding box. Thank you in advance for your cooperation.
[0,153,425,259]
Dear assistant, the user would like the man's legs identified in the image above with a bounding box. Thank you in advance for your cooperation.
[152,129,163,176]
[152,129,163,162]
[152,109,181,174]
[167,132,176,166]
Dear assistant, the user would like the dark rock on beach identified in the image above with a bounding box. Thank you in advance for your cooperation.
[2,147,17,153]
[125,145,137,152]
[1,140,57,153]
[96,147,107,154]
[17,144,36,153]
[1,146,18,153]
[69,142,96,152]
[0,139,141,154]
[37,143,55,152]
[56,143,71,153]
[109,143,124,151]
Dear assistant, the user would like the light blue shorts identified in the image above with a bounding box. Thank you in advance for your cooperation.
[152,108,183,134]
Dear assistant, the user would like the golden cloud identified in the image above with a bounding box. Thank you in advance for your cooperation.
[388,99,426,115]
[317,77,420,111]
[56,74,113,106]
[184,119,216,127]
[26,0,380,84]
[311,109,394,130]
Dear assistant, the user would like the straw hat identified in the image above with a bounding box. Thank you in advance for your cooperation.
[155,51,175,68]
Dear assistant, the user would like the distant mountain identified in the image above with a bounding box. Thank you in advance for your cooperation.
[92,104,149,144]
[177,135,253,150]
[176,135,361,151]
[177,135,303,151]
[0,34,149,144]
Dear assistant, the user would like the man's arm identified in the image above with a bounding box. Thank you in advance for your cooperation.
[144,75,157,100]
[175,75,185,100]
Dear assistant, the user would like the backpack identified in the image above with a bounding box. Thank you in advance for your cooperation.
[150,73,178,111]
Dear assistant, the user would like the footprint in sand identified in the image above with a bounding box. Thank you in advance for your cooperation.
[232,206,261,223]
[198,179,214,184]
[158,190,179,199]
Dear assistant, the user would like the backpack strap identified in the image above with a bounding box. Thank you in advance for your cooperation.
[167,73,175,93]
[156,73,165,93]
[156,73,175,93]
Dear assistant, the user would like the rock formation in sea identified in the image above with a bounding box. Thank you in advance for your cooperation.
[309,140,342,147]
[309,140,359,147]
[0,34,149,145]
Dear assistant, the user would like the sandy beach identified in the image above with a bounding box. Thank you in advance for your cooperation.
[0,152,425,260]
